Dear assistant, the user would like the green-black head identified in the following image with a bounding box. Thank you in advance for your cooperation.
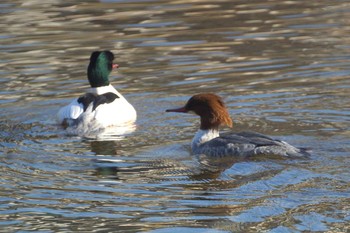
[87,50,118,88]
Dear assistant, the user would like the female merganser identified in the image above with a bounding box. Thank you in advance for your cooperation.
[57,51,137,129]
[166,93,310,157]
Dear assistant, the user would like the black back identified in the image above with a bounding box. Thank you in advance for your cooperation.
[78,92,119,112]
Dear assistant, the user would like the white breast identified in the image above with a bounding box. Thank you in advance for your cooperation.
[191,129,219,153]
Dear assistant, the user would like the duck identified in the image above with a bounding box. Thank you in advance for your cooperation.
[166,93,310,157]
[57,51,137,129]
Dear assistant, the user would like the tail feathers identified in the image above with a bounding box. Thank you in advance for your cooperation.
[286,146,312,158]
[62,118,78,129]
[277,140,311,158]
[297,147,312,157]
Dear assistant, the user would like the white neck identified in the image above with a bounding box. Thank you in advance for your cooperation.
[191,129,219,151]
[90,84,123,98]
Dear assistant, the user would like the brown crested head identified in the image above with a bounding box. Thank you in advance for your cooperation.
[166,93,233,130]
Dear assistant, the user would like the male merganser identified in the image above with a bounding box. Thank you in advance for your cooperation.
[57,51,137,129]
[166,93,310,157]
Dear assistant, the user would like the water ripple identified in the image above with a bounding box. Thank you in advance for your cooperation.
[0,0,349,232]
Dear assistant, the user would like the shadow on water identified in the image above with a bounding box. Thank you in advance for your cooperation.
[0,0,349,232]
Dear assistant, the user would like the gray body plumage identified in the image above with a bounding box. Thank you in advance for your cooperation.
[192,131,310,158]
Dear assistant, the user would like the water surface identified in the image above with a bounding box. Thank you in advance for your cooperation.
[1,0,349,232]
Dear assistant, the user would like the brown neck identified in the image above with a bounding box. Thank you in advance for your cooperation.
[199,110,233,130]
[199,114,220,130]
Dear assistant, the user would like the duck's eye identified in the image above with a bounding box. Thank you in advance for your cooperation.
[185,103,193,111]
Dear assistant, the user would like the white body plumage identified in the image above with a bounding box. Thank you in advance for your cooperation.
[57,84,137,130]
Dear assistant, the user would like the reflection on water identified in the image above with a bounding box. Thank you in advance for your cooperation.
[1,0,350,232]
[65,121,137,139]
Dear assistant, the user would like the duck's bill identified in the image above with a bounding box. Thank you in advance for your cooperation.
[166,107,187,113]
[112,64,119,69]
